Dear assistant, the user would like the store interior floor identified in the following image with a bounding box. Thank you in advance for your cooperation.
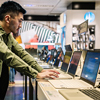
[5,72,29,100]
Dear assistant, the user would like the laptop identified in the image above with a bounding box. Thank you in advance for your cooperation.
[58,61,62,68]
[58,89,93,100]
[38,62,53,69]
[61,51,72,72]
[59,88,100,100]
[54,59,60,68]
[51,51,82,79]
[49,51,100,89]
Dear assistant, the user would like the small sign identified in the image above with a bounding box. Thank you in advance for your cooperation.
[84,12,95,23]
[63,13,66,24]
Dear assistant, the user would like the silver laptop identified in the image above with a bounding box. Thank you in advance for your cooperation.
[59,88,100,100]
[58,89,93,100]
[49,51,100,89]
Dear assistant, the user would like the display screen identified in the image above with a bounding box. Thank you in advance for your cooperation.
[63,51,72,64]
[61,51,72,72]
[54,51,61,67]
[81,52,100,84]
[61,62,69,72]
[25,48,37,56]
[38,45,48,52]
[54,59,60,67]
[68,51,82,75]
[58,61,62,68]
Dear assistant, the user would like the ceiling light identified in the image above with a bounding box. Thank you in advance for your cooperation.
[24,4,35,7]
[74,4,80,9]
[28,16,32,20]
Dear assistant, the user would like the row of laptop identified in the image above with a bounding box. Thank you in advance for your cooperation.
[53,50,83,79]
[45,50,100,100]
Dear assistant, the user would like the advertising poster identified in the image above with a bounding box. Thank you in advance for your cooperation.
[61,26,66,55]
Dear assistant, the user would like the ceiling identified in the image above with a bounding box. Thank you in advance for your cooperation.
[0,0,100,16]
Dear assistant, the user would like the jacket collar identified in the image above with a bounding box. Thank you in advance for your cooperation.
[0,25,7,36]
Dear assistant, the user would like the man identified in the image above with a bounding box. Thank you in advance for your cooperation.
[0,1,59,100]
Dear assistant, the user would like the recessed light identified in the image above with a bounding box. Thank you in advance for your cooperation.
[24,4,35,7]
[28,16,32,20]
[74,4,80,9]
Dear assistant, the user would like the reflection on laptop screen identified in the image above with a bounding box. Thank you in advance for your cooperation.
[61,51,72,72]
[81,51,100,84]
[68,51,82,75]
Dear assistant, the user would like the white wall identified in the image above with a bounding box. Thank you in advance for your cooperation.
[61,10,100,49]
[21,29,36,43]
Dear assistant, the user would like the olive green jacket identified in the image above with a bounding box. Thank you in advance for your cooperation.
[0,25,43,78]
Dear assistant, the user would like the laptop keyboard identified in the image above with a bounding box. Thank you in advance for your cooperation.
[79,89,100,100]
[61,80,92,88]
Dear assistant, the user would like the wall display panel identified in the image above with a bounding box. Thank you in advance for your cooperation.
[72,25,95,51]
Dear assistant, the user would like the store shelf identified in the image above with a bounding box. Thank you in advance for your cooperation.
[72,25,95,50]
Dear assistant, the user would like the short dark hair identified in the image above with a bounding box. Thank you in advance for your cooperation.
[0,1,26,20]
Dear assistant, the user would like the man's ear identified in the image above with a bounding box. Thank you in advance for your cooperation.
[5,15,11,24]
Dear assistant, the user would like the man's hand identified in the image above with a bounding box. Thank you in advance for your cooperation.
[41,69,60,74]
[36,69,60,79]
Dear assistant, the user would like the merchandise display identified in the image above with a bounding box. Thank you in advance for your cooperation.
[72,24,95,50]
[48,51,100,89]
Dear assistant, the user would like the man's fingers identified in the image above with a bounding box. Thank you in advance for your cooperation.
[45,75,55,79]
[48,72,59,78]
[48,69,60,74]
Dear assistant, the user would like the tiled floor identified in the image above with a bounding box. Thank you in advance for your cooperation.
[4,72,29,100]
[5,86,29,100]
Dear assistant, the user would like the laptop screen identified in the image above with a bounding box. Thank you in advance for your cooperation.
[58,61,62,68]
[63,51,72,64]
[61,51,72,72]
[38,45,48,52]
[81,51,100,85]
[68,51,82,76]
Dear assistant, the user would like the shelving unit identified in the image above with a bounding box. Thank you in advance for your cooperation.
[72,25,95,51]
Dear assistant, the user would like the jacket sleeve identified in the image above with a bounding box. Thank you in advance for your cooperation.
[0,36,43,78]
[10,34,43,72]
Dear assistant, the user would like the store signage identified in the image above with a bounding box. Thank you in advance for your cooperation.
[84,12,95,23]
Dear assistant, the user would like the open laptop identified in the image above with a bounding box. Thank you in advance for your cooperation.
[61,51,72,72]
[54,59,60,68]
[37,61,53,69]
[52,51,82,79]
[58,60,62,68]
[39,64,53,69]
[49,51,100,89]
[54,50,64,68]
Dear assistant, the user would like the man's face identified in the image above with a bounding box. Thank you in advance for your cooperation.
[9,12,23,35]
